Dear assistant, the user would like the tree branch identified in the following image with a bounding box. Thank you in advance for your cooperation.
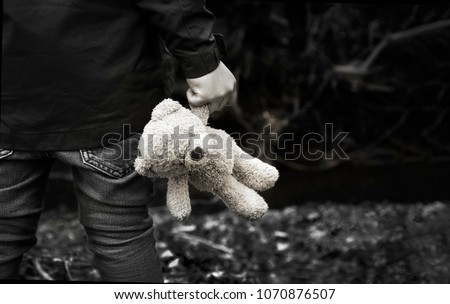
[334,19,450,76]
[176,233,235,255]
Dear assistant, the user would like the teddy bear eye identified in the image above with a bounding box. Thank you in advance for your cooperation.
[190,146,204,161]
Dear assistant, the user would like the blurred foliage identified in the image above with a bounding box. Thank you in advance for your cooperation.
[199,2,450,169]
[20,201,450,283]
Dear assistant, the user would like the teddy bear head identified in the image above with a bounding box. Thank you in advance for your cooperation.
[134,99,206,178]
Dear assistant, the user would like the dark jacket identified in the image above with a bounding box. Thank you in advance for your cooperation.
[1,0,221,150]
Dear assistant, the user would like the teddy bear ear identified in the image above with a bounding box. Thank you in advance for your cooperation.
[151,98,182,120]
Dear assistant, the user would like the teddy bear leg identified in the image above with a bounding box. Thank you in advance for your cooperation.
[215,175,268,221]
[233,149,279,192]
[166,175,191,221]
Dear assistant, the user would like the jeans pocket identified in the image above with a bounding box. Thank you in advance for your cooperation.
[80,135,139,179]
[0,149,14,160]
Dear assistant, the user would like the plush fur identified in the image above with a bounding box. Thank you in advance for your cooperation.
[134,98,279,221]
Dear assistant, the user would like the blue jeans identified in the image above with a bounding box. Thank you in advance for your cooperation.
[0,136,163,282]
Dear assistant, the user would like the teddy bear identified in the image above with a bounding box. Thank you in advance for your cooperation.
[134,98,279,221]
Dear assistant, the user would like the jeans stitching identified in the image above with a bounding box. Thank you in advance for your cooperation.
[79,150,134,179]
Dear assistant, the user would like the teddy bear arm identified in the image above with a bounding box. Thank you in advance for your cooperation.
[214,175,268,221]
[233,146,279,192]
[166,174,191,221]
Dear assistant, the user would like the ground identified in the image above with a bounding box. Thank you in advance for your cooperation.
[20,201,450,283]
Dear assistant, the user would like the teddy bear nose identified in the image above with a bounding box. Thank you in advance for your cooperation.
[190,146,204,161]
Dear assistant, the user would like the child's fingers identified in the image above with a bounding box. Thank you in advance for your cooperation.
[217,95,230,111]
[208,100,219,113]
[186,88,208,107]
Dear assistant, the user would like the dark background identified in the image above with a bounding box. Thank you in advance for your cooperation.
[48,2,450,208]
[182,2,450,205]
[23,2,450,283]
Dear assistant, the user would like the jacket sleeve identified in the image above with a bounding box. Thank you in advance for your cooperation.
[134,0,221,78]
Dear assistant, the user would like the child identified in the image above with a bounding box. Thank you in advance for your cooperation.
[0,0,236,282]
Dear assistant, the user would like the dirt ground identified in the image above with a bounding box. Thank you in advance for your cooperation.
[19,201,450,283]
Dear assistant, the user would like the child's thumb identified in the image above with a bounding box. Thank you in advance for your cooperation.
[186,88,208,107]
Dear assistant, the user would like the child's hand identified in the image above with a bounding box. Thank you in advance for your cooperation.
[186,61,237,113]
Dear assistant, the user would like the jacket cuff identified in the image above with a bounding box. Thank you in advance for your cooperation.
[173,40,222,79]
